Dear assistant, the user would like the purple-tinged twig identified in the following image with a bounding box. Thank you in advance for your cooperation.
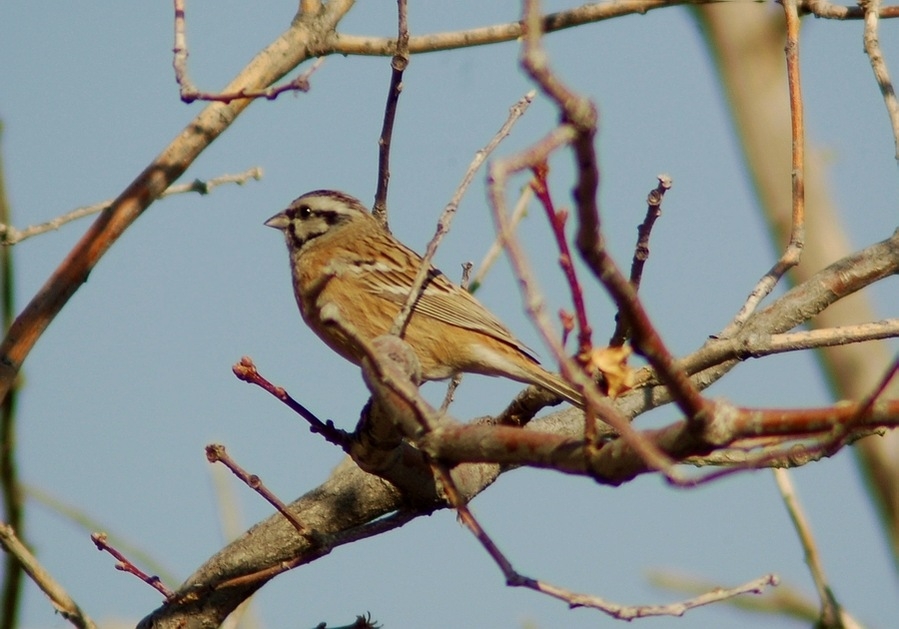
[518,0,709,428]
[372,0,410,225]
[530,164,593,364]
[91,532,174,600]
[232,357,351,448]
[205,444,312,538]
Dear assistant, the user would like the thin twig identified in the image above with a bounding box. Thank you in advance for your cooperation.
[0,167,263,246]
[389,91,535,337]
[91,532,174,600]
[634,319,899,389]
[174,0,325,103]
[438,451,777,620]
[772,469,842,626]
[526,166,599,440]
[649,570,820,622]
[183,58,325,104]
[0,523,96,629]
[530,164,593,362]
[803,0,899,18]
[468,185,532,294]
[610,174,672,347]
[372,0,410,225]
[439,262,473,412]
[519,0,708,428]
[205,444,312,539]
[853,353,899,419]
[487,127,680,480]
[232,357,351,448]
[862,0,899,161]
[719,0,806,336]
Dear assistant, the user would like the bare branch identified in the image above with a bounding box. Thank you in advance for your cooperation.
[0,523,97,629]
[205,444,312,538]
[174,0,326,103]
[232,356,351,448]
[372,0,410,225]
[0,2,356,407]
[719,0,806,335]
[862,0,899,161]
[330,1,697,56]
[609,174,672,347]
[0,167,263,246]
[772,469,845,626]
[91,532,173,600]
[803,0,899,20]
[389,91,535,337]
[468,184,532,294]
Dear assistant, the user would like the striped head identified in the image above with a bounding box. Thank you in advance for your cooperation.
[264,190,372,253]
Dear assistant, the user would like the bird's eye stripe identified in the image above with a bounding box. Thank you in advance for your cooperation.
[285,204,314,220]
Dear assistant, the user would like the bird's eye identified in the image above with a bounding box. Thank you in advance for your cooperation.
[297,204,312,219]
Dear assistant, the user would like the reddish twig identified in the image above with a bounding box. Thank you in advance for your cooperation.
[205,444,312,538]
[519,0,709,428]
[854,353,899,420]
[530,163,593,363]
[609,174,672,347]
[232,357,351,448]
[91,532,173,600]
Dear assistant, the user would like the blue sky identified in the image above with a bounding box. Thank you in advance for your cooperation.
[1,2,897,628]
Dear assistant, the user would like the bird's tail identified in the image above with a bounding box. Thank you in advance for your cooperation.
[527,368,585,409]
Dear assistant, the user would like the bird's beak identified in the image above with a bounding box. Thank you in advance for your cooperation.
[264,213,289,230]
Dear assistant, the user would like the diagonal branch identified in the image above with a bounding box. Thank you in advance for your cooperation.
[0,1,356,407]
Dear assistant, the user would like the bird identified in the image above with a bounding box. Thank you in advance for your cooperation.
[265,189,584,409]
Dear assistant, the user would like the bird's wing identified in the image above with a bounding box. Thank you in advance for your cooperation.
[365,261,538,361]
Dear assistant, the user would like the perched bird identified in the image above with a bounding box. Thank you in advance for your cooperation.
[265,189,583,408]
